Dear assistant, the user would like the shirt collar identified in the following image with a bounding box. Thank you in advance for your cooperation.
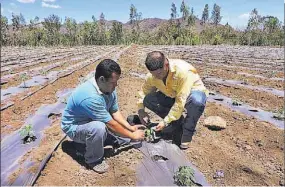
[90,78,103,95]
[168,59,175,73]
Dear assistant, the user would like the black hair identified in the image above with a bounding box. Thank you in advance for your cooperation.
[95,59,121,80]
[145,51,165,71]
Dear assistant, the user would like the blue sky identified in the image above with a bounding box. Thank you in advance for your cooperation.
[1,0,283,29]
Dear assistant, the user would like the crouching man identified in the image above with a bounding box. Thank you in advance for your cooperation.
[137,51,208,149]
[61,59,145,173]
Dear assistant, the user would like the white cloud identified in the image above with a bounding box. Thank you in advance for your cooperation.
[1,8,4,14]
[238,13,250,19]
[42,2,61,8]
[17,0,36,3]
[42,0,56,2]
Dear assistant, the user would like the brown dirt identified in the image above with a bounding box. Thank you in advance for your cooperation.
[197,67,284,90]
[206,82,283,112]
[2,45,284,186]
[187,102,284,186]
[1,47,121,136]
[1,56,91,89]
[196,63,284,79]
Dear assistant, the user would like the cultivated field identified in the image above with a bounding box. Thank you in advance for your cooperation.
[1,45,284,186]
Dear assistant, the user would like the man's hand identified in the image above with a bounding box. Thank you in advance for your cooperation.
[131,129,145,140]
[138,109,150,126]
[155,121,166,131]
[131,124,146,132]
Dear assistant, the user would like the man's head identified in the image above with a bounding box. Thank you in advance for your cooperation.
[95,59,121,95]
[145,51,169,80]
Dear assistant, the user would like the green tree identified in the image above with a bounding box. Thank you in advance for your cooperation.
[28,16,43,46]
[129,4,137,24]
[187,8,195,27]
[12,13,21,31]
[129,4,142,43]
[1,16,9,45]
[98,13,107,45]
[247,8,261,30]
[263,16,280,33]
[245,8,263,46]
[180,0,189,21]
[110,22,123,44]
[11,13,25,45]
[201,4,209,25]
[170,3,178,20]
[42,14,61,45]
[64,17,77,46]
[90,15,99,44]
[211,3,222,26]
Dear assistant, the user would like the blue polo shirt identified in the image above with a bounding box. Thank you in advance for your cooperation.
[61,78,119,138]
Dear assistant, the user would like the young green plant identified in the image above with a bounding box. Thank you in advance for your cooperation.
[19,124,37,144]
[19,73,29,88]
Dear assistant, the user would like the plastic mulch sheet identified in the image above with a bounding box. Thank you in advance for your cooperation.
[1,89,73,186]
[136,140,209,186]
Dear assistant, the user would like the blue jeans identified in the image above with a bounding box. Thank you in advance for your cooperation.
[71,121,130,164]
[143,90,207,145]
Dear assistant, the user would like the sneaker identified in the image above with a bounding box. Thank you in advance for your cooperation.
[180,142,190,150]
[88,160,109,174]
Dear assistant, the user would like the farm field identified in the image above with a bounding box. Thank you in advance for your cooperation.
[1,45,284,186]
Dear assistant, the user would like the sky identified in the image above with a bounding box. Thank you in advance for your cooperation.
[1,0,284,29]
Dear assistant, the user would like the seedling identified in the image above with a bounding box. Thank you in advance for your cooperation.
[39,69,48,77]
[19,124,37,144]
[273,108,285,120]
[61,97,68,104]
[174,166,199,186]
[8,68,15,74]
[241,79,249,85]
[144,126,161,143]
[268,70,277,78]
[232,97,242,106]
[19,73,29,88]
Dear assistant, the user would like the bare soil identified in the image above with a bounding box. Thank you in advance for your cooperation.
[2,45,284,186]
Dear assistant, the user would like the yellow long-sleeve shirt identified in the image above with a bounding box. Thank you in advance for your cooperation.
[137,59,209,124]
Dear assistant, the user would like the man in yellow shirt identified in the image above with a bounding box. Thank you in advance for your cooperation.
[137,51,208,149]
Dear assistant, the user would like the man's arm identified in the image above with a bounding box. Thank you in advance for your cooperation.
[163,75,194,124]
[106,119,143,140]
[111,110,135,132]
[81,98,144,140]
[110,91,145,132]
[156,75,194,131]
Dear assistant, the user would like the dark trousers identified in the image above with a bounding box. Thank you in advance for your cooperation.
[143,90,207,145]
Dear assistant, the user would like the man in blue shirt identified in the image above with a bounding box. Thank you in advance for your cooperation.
[61,59,145,173]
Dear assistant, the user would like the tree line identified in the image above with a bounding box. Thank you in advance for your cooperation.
[1,1,283,46]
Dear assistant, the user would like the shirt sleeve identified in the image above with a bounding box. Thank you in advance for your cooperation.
[109,90,119,114]
[137,74,157,110]
[164,73,194,124]
[81,98,112,123]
